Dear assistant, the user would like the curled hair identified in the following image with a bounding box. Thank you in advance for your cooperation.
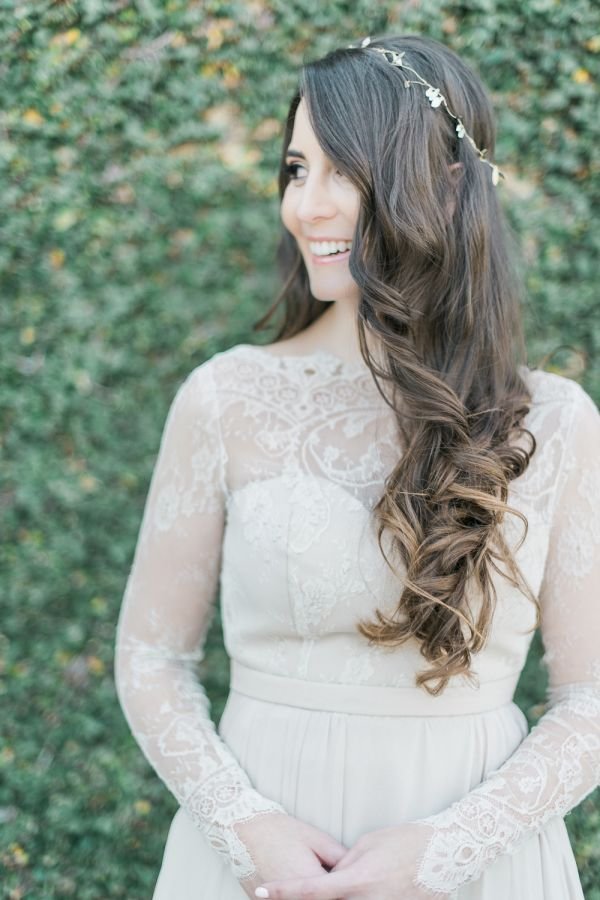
[254,33,540,695]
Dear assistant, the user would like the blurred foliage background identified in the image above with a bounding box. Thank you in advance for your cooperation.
[2,0,599,896]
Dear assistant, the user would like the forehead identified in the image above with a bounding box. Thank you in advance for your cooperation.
[288,97,325,158]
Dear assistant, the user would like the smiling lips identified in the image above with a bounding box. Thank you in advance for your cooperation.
[308,238,352,265]
[310,248,351,265]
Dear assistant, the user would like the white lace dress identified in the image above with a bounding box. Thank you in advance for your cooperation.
[114,343,600,899]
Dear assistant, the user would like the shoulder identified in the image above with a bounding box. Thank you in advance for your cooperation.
[521,366,598,432]
[521,365,593,408]
[522,367,599,476]
[172,344,263,413]
[178,344,248,388]
[166,352,230,422]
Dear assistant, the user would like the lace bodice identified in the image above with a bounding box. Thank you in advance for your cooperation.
[113,343,600,891]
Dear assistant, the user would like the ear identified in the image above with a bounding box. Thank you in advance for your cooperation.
[444,161,464,221]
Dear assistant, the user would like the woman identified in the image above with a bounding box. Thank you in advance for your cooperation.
[114,33,600,899]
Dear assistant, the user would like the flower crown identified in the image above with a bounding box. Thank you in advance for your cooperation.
[346,36,503,186]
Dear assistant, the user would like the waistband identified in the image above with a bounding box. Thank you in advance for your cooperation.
[229,660,517,717]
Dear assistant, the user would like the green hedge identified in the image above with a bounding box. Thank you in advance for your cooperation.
[2,1,599,896]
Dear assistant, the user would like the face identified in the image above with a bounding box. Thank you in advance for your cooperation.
[280,97,361,304]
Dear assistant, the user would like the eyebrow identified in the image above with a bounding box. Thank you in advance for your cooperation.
[285,148,306,159]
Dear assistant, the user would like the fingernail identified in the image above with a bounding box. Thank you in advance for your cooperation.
[255,890,269,899]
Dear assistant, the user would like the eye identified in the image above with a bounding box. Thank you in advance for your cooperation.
[284,162,306,181]
[284,162,346,183]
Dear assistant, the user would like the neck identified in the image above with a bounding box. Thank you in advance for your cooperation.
[303,301,383,367]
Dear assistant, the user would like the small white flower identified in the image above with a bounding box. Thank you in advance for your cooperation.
[456,121,466,138]
[388,50,405,66]
[425,86,443,108]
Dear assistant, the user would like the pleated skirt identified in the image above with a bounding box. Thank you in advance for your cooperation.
[152,667,584,899]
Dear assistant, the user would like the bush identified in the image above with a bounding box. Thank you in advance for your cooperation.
[2,1,598,895]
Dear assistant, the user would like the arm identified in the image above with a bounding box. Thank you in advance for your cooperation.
[412,381,600,895]
[113,362,286,880]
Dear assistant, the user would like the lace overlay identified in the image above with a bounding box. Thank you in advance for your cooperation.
[113,362,287,880]
[113,343,600,887]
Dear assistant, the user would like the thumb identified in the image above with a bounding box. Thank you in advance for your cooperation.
[256,868,355,900]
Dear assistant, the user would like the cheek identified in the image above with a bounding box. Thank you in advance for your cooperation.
[280,189,297,232]
[344,188,361,222]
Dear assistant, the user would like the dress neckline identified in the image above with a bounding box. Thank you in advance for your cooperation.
[235,343,372,379]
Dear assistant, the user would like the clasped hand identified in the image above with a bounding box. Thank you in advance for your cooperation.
[236,813,450,900]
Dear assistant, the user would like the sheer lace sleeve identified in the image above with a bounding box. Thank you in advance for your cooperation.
[412,380,600,895]
[113,361,286,881]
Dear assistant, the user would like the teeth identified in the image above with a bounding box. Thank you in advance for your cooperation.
[309,240,352,256]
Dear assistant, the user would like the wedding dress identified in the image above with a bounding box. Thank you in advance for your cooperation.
[114,342,600,898]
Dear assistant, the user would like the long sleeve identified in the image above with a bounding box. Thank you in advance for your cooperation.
[113,361,286,881]
[412,380,600,895]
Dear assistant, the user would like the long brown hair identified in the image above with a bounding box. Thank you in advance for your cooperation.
[254,33,539,695]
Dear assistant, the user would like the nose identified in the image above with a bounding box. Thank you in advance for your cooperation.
[295,172,338,223]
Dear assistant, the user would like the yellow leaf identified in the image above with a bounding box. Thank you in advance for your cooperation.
[168,141,202,158]
[222,144,262,171]
[200,62,219,78]
[23,108,44,126]
[584,35,600,52]
[87,655,105,675]
[20,326,36,345]
[203,100,240,127]
[49,248,65,268]
[572,68,591,83]
[223,63,241,89]
[198,16,236,50]
[0,746,15,764]
[51,28,81,46]
[252,118,282,141]
[9,844,29,867]
[134,799,152,815]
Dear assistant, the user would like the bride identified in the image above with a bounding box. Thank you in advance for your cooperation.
[114,33,600,900]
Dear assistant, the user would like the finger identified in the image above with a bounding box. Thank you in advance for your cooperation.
[328,845,360,872]
[311,832,348,869]
[255,867,358,900]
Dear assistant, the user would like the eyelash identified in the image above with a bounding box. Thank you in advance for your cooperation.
[284,162,344,181]
[284,162,304,180]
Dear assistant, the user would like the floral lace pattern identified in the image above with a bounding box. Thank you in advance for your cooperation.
[114,343,600,887]
[114,362,287,880]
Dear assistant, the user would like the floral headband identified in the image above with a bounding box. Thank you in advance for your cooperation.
[346,36,504,186]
